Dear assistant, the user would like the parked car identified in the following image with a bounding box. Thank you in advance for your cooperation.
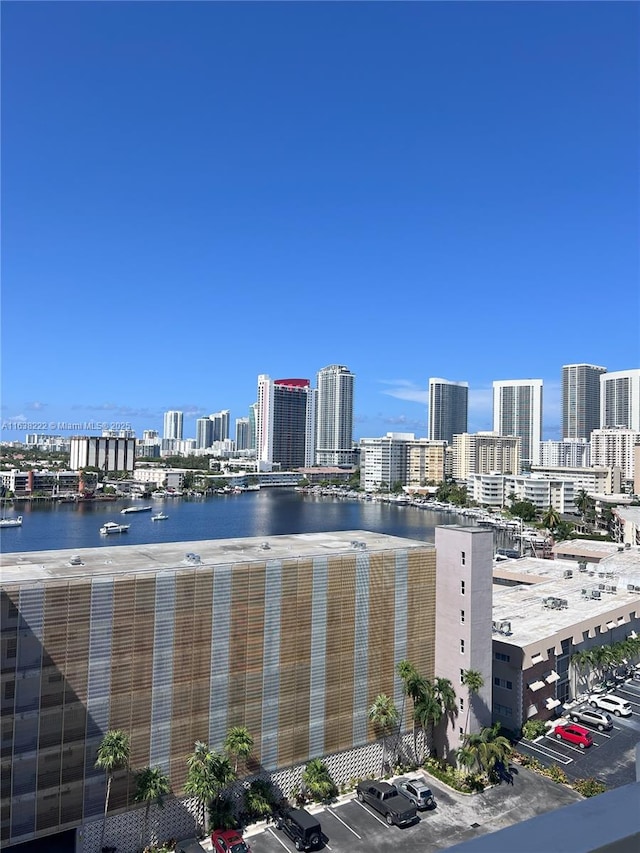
[632,671,640,683]
[273,806,322,850]
[588,694,632,717]
[356,780,418,826]
[211,828,251,853]
[393,777,436,810]
[568,706,613,732]
[553,723,593,749]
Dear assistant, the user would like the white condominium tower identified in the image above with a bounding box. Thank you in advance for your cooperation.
[562,363,607,440]
[163,410,183,441]
[315,364,355,466]
[600,369,640,431]
[493,379,543,468]
[428,378,468,445]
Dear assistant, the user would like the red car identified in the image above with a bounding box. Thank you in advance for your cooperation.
[553,723,593,749]
[211,828,251,853]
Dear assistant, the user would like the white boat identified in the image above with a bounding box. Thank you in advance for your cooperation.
[100,521,130,535]
[151,513,168,521]
[120,505,153,514]
[0,515,22,527]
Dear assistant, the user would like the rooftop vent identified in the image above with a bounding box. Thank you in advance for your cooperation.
[563,569,573,579]
[185,552,201,564]
[590,589,601,600]
[260,542,271,550]
[69,555,83,566]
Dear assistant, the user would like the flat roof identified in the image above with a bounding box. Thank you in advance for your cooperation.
[0,529,434,585]
[492,553,640,650]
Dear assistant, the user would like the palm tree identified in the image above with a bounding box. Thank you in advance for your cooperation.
[434,677,458,724]
[223,726,254,774]
[574,489,592,523]
[541,505,561,536]
[396,659,418,727]
[185,741,216,835]
[368,693,399,773]
[459,722,512,777]
[301,758,337,803]
[95,729,130,852]
[134,765,171,849]
[413,685,443,763]
[461,669,484,735]
[571,649,594,696]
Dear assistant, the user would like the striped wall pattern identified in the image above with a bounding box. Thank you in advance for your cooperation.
[1,543,436,847]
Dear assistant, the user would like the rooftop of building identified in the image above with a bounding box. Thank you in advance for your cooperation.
[614,506,640,524]
[0,529,435,585]
[491,549,640,650]
[552,539,636,561]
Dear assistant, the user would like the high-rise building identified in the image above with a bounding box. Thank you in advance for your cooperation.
[196,417,214,449]
[562,363,607,440]
[163,410,183,441]
[210,410,230,443]
[69,435,136,473]
[590,427,640,482]
[256,375,316,470]
[315,364,355,466]
[493,379,543,468]
[235,417,250,451]
[451,432,521,480]
[248,403,258,451]
[428,379,468,445]
[600,369,640,431]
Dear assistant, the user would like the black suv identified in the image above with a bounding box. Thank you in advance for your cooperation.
[274,806,323,851]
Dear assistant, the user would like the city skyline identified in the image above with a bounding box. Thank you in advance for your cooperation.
[2,3,638,444]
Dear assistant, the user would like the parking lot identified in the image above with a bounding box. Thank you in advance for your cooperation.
[241,766,582,853]
[516,677,640,789]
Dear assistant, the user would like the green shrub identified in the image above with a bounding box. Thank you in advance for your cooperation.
[521,720,548,740]
[545,764,568,784]
[573,778,606,797]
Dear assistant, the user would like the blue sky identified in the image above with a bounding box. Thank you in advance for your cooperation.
[2,1,638,444]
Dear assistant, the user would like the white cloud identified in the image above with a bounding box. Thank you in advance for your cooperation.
[379,379,428,405]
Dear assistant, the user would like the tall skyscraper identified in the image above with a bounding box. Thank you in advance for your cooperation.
[196,417,214,449]
[600,369,640,432]
[256,375,316,470]
[235,417,249,451]
[428,378,468,445]
[493,379,543,468]
[562,363,607,440]
[210,410,230,442]
[163,410,183,441]
[315,364,355,466]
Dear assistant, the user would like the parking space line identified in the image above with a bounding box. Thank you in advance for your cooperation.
[355,800,392,828]
[524,741,573,764]
[327,807,362,839]
[266,826,293,851]
[547,736,595,755]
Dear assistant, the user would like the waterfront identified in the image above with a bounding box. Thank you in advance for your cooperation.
[0,488,509,555]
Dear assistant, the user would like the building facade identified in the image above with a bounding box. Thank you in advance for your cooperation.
[235,418,250,451]
[1,528,486,849]
[359,433,413,492]
[562,363,607,441]
[406,439,447,486]
[428,378,468,446]
[256,376,316,470]
[69,437,136,474]
[195,418,214,450]
[539,439,590,469]
[493,379,543,468]
[315,365,355,467]
[451,432,521,480]
[163,411,184,442]
[590,428,640,483]
[600,369,640,432]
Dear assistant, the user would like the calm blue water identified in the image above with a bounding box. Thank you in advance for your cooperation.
[0,490,475,554]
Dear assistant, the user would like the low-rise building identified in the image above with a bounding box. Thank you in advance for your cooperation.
[490,546,640,732]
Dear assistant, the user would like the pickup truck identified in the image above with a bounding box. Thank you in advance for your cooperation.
[356,780,417,826]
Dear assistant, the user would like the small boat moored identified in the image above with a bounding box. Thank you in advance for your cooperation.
[0,516,23,527]
[121,505,153,514]
[151,513,169,521]
[100,521,131,535]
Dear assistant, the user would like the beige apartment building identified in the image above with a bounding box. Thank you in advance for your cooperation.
[452,432,521,480]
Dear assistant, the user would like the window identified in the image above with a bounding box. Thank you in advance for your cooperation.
[460,668,465,684]
[459,726,464,737]
[460,580,466,595]
[493,677,513,690]
[493,702,513,717]
[461,551,466,565]
[495,651,511,662]
[4,681,15,700]
[6,638,16,659]
[460,609,465,624]
[460,639,465,654]
[459,697,464,711]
